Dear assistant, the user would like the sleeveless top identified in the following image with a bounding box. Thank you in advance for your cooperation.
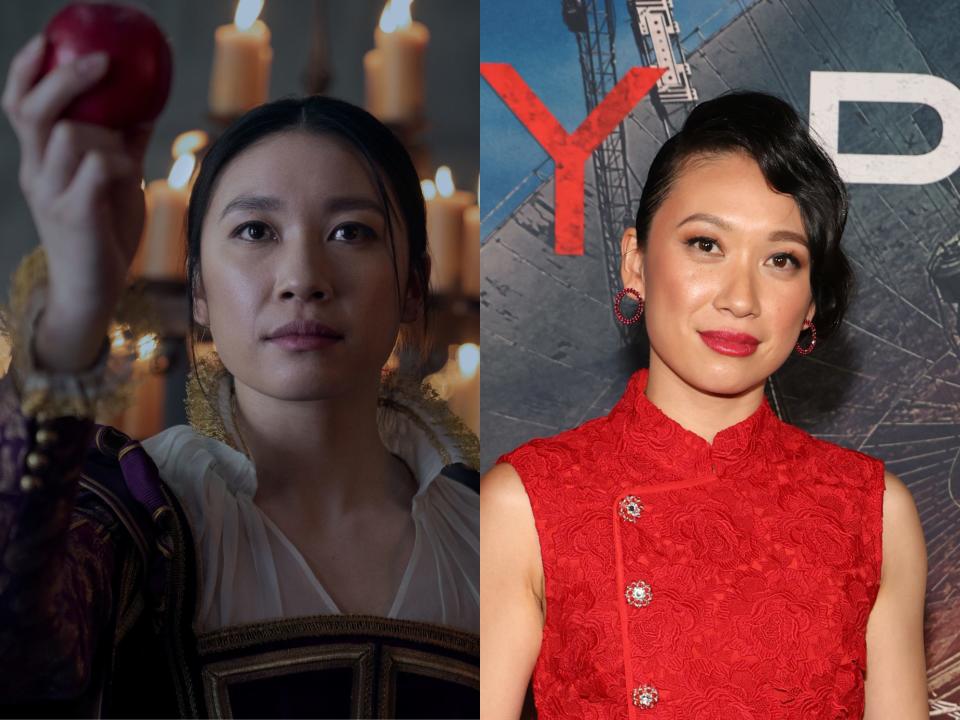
[498,369,885,720]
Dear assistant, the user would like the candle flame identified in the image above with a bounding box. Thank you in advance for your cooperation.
[110,323,131,351]
[379,0,413,33]
[167,154,196,190]
[136,333,160,362]
[172,130,208,159]
[234,0,264,31]
[435,166,455,198]
[457,343,480,379]
[421,179,437,200]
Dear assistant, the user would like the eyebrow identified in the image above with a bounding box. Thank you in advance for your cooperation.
[325,196,385,217]
[219,194,385,221]
[677,212,808,246]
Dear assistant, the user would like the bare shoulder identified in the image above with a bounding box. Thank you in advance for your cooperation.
[880,470,927,585]
[882,469,917,507]
[480,462,538,549]
[480,463,544,606]
[862,471,928,718]
[480,463,546,719]
[481,462,530,511]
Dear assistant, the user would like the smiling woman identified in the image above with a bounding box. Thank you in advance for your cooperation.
[0,36,479,716]
[481,92,928,719]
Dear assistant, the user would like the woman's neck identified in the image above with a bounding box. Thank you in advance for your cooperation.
[232,378,416,523]
[644,353,767,444]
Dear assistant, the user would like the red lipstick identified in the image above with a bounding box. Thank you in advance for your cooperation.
[698,330,760,357]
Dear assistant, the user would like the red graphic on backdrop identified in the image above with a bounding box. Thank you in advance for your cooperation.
[481,63,665,255]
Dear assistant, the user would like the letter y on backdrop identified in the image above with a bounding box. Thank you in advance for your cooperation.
[481,64,665,255]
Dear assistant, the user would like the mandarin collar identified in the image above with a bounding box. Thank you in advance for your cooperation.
[614,368,786,478]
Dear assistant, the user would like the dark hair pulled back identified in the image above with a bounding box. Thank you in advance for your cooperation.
[634,91,852,341]
[185,95,429,360]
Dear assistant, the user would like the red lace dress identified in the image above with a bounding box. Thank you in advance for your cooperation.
[498,369,885,719]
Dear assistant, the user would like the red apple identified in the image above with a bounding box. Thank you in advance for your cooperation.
[40,2,173,129]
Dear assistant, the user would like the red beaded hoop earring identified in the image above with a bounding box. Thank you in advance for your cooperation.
[614,288,644,325]
[794,320,817,355]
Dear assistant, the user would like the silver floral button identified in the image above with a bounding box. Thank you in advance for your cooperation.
[632,684,659,709]
[618,495,644,522]
[625,579,652,608]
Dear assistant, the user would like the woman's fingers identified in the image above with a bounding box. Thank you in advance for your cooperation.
[3,38,150,203]
[39,120,125,198]
[1,35,46,121]
[12,52,109,176]
[62,149,136,212]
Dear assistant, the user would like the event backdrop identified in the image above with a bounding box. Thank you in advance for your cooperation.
[481,0,960,711]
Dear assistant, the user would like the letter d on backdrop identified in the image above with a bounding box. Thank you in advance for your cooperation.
[809,71,960,185]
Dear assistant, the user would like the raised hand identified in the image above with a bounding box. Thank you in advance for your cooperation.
[2,34,154,372]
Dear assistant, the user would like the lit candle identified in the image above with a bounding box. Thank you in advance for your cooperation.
[461,176,480,299]
[114,332,166,440]
[450,343,480,435]
[364,0,429,125]
[132,131,207,281]
[423,166,473,295]
[209,0,273,120]
[423,343,479,436]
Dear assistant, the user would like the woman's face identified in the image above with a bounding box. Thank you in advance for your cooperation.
[194,130,417,401]
[625,151,815,397]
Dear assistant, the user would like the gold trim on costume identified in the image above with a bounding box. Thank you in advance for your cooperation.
[185,353,480,472]
[380,397,453,466]
[201,644,374,719]
[113,547,145,644]
[185,352,244,454]
[117,443,141,461]
[196,615,478,719]
[152,505,174,524]
[379,645,480,718]
[79,474,149,569]
[157,480,202,716]
[1,247,161,420]
[94,426,118,455]
[196,614,479,657]
[381,371,480,471]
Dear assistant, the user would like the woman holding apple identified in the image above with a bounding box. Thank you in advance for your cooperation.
[0,27,479,719]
